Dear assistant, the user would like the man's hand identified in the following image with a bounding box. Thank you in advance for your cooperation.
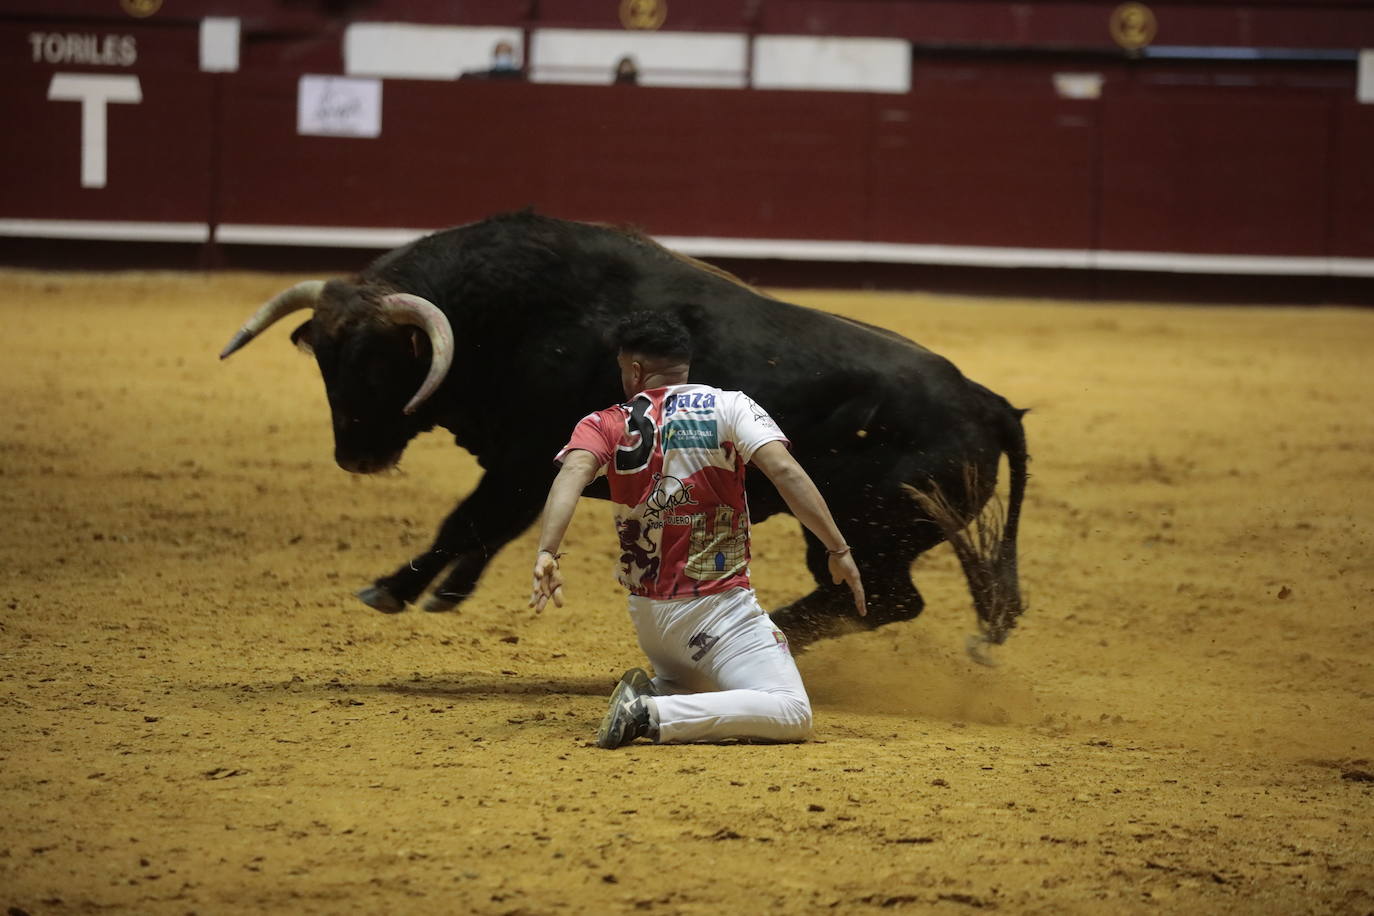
[529,450,599,612]
[530,551,565,612]
[750,441,866,617]
[828,550,866,616]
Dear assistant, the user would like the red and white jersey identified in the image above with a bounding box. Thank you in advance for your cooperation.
[555,384,788,599]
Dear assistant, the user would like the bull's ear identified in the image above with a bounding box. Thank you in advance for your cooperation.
[290,319,315,355]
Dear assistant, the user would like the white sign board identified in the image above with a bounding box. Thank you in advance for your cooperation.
[298,75,382,138]
[345,23,523,79]
[1360,50,1374,104]
[753,36,911,94]
[1053,72,1104,100]
[200,17,240,73]
[531,29,747,88]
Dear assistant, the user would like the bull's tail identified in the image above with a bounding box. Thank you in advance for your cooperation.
[904,409,1029,662]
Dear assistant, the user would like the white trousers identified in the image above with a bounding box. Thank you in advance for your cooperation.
[627,587,812,744]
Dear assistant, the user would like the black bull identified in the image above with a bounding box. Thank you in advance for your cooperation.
[221,211,1030,655]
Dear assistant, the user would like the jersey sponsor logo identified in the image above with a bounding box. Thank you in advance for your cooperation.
[663,391,717,417]
[743,394,779,430]
[663,418,718,451]
[643,473,697,521]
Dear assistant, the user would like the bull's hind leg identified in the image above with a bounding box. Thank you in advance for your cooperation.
[769,529,930,652]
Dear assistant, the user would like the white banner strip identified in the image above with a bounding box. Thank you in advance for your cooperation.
[7,219,1372,277]
[0,219,209,242]
[531,29,747,88]
[214,225,1374,277]
[214,223,429,248]
[1090,250,1341,276]
[661,237,1094,269]
[752,36,911,94]
[345,23,522,80]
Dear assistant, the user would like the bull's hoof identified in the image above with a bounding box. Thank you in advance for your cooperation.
[420,594,459,613]
[965,634,1000,667]
[357,585,407,614]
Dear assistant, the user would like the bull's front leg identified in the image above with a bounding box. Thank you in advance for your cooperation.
[357,464,554,614]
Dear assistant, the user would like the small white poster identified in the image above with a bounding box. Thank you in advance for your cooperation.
[1360,50,1374,104]
[298,75,382,138]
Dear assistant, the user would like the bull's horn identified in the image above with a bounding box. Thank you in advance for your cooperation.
[219,280,326,359]
[380,293,454,415]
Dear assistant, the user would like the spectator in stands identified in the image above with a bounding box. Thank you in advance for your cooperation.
[614,55,639,85]
[485,40,524,80]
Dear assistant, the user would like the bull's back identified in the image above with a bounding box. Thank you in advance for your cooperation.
[377,213,1010,455]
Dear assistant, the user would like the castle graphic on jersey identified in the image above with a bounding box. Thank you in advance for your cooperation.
[680,505,747,581]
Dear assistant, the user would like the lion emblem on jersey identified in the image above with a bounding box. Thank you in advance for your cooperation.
[616,518,661,588]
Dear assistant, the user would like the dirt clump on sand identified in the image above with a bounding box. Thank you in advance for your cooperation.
[1,269,1371,914]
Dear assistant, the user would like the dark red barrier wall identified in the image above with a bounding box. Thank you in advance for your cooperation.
[218,80,875,240]
[1,21,214,224]
[1331,103,1374,259]
[870,90,1099,249]
[17,0,1374,49]
[1099,87,1335,256]
[4,8,1372,268]
[212,69,1370,259]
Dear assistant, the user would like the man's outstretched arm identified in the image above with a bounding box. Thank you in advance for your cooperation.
[530,449,601,611]
[749,440,866,616]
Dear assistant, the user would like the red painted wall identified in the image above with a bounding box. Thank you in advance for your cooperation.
[4,5,1372,265]
[1099,87,1335,256]
[217,79,876,239]
[13,1,1374,49]
[870,89,1099,249]
[1330,103,1374,259]
[1,21,214,224]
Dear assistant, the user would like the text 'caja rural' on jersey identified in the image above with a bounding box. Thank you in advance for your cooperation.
[555,384,788,600]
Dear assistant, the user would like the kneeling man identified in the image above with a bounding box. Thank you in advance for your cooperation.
[530,311,866,748]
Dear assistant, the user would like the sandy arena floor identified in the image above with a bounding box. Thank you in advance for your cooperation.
[1,268,1371,915]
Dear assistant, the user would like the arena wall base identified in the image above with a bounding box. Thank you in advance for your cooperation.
[5,237,1370,307]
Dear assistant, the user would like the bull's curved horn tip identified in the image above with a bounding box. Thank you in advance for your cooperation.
[219,330,253,360]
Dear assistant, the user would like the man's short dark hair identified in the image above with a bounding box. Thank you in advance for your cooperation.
[614,310,692,362]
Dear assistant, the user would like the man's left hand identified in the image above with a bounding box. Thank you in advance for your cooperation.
[828,551,866,617]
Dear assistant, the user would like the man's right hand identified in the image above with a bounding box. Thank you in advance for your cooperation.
[530,551,565,612]
[828,551,866,617]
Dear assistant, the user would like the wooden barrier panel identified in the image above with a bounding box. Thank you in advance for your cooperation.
[3,9,1372,272]
[870,92,1098,250]
[1331,102,1374,259]
[1099,86,1333,256]
[217,80,875,240]
[2,19,212,230]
